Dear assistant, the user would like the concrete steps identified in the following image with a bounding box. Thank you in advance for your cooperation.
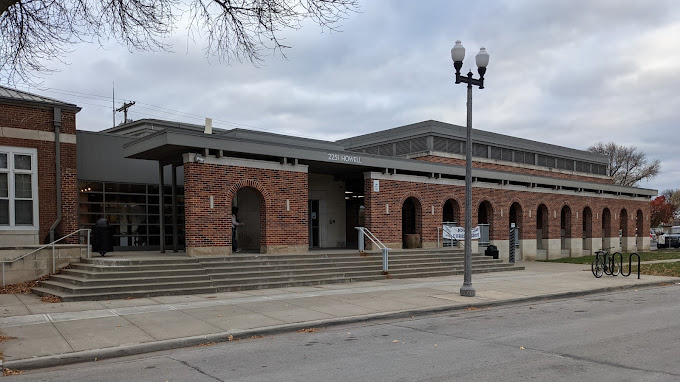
[32,249,524,301]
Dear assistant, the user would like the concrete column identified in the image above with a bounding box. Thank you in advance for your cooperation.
[638,237,650,251]
[546,238,562,259]
[586,238,601,255]
[568,238,583,257]
[621,237,636,252]
[491,239,509,262]
[520,239,537,261]
[608,237,621,253]
[460,239,480,254]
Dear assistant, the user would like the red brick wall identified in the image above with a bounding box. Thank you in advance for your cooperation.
[363,175,650,245]
[415,155,613,184]
[184,162,308,250]
[0,103,79,244]
[0,104,77,134]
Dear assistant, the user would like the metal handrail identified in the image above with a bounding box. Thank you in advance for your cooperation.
[355,227,389,272]
[1,228,91,286]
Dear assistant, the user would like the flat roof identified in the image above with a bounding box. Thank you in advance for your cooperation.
[337,120,608,164]
[121,123,656,197]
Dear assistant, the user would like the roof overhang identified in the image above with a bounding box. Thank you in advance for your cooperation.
[123,128,657,198]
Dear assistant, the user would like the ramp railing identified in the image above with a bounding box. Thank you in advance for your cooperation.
[1,229,91,286]
[355,227,390,273]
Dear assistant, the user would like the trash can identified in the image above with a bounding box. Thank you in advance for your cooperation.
[484,244,499,259]
[92,218,113,256]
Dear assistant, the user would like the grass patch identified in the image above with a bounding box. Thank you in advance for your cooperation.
[544,251,680,277]
[638,262,680,277]
[544,251,680,265]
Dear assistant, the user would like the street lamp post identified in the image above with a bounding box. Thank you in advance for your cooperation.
[451,40,489,297]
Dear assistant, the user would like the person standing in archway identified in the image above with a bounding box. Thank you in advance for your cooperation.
[231,206,244,253]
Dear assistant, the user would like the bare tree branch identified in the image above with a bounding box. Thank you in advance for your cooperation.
[1,0,359,84]
[588,141,661,187]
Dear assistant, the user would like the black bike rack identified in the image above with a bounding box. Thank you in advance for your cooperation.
[621,252,641,279]
[592,252,640,279]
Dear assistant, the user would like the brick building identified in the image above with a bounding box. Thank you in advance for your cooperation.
[87,119,654,261]
[0,86,80,246]
[0,87,655,262]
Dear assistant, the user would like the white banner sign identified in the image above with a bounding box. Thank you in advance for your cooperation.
[442,226,480,240]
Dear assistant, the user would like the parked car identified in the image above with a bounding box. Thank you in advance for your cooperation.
[658,226,680,248]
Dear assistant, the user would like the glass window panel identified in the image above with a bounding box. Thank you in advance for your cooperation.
[105,183,148,194]
[14,154,31,170]
[0,153,6,169]
[81,204,103,214]
[79,181,103,192]
[15,200,33,225]
[0,199,8,224]
[105,214,120,223]
[85,193,104,203]
[0,173,7,198]
[15,174,32,198]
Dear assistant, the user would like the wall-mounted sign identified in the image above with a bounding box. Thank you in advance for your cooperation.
[327,153,363,164]
[373,180,380,192]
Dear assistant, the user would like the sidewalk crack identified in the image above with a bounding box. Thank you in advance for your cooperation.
[171,357,225,382]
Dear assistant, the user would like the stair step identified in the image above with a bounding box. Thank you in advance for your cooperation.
[33,249,522,301]
[60,268,208,279]
[49,274,212,286]
[38,279,215,294]
[71,263,205,272]
[32,286,219,302]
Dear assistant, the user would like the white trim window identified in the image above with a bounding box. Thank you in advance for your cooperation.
[0,146,39,229]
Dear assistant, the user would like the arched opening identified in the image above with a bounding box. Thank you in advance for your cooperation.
[536,204,549,251]
[620,209,628,236]
[402,197,422,248]
[602,208,612,249]
[620,209,629,251]
[478,201,493,247]
[443,199,460,225]
[636,209,644,250]
[583,207,593,251]
[509,202,523,259]
[232,186,266,253]
[561,205,571,251]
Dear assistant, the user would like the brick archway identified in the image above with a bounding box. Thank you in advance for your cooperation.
[561,205,572,250]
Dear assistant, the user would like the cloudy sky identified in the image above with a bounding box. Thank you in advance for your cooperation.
[11,0,680,194]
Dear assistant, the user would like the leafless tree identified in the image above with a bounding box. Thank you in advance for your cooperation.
[0,0,359,84]
[588,142,660,187]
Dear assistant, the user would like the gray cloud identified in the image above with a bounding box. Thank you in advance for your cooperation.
[14,0,680,194]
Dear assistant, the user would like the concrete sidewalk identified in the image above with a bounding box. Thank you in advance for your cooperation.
[1,261,679,371]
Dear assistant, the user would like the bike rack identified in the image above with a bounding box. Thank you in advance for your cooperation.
[592,251,640,279]
[610,252,623,276]
[621,252,641,279]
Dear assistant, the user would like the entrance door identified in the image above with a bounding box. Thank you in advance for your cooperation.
[309,200,320,248]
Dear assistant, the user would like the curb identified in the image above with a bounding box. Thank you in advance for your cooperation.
[2,279,677,371]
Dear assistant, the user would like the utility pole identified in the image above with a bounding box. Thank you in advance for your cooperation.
[115,101,136,124]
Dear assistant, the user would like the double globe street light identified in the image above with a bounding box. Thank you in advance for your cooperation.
[450,40,489,297]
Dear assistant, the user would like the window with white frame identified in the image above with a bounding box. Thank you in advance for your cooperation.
[0,146,38,229]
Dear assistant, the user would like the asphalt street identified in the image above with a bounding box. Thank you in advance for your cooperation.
[11,284,680,382]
